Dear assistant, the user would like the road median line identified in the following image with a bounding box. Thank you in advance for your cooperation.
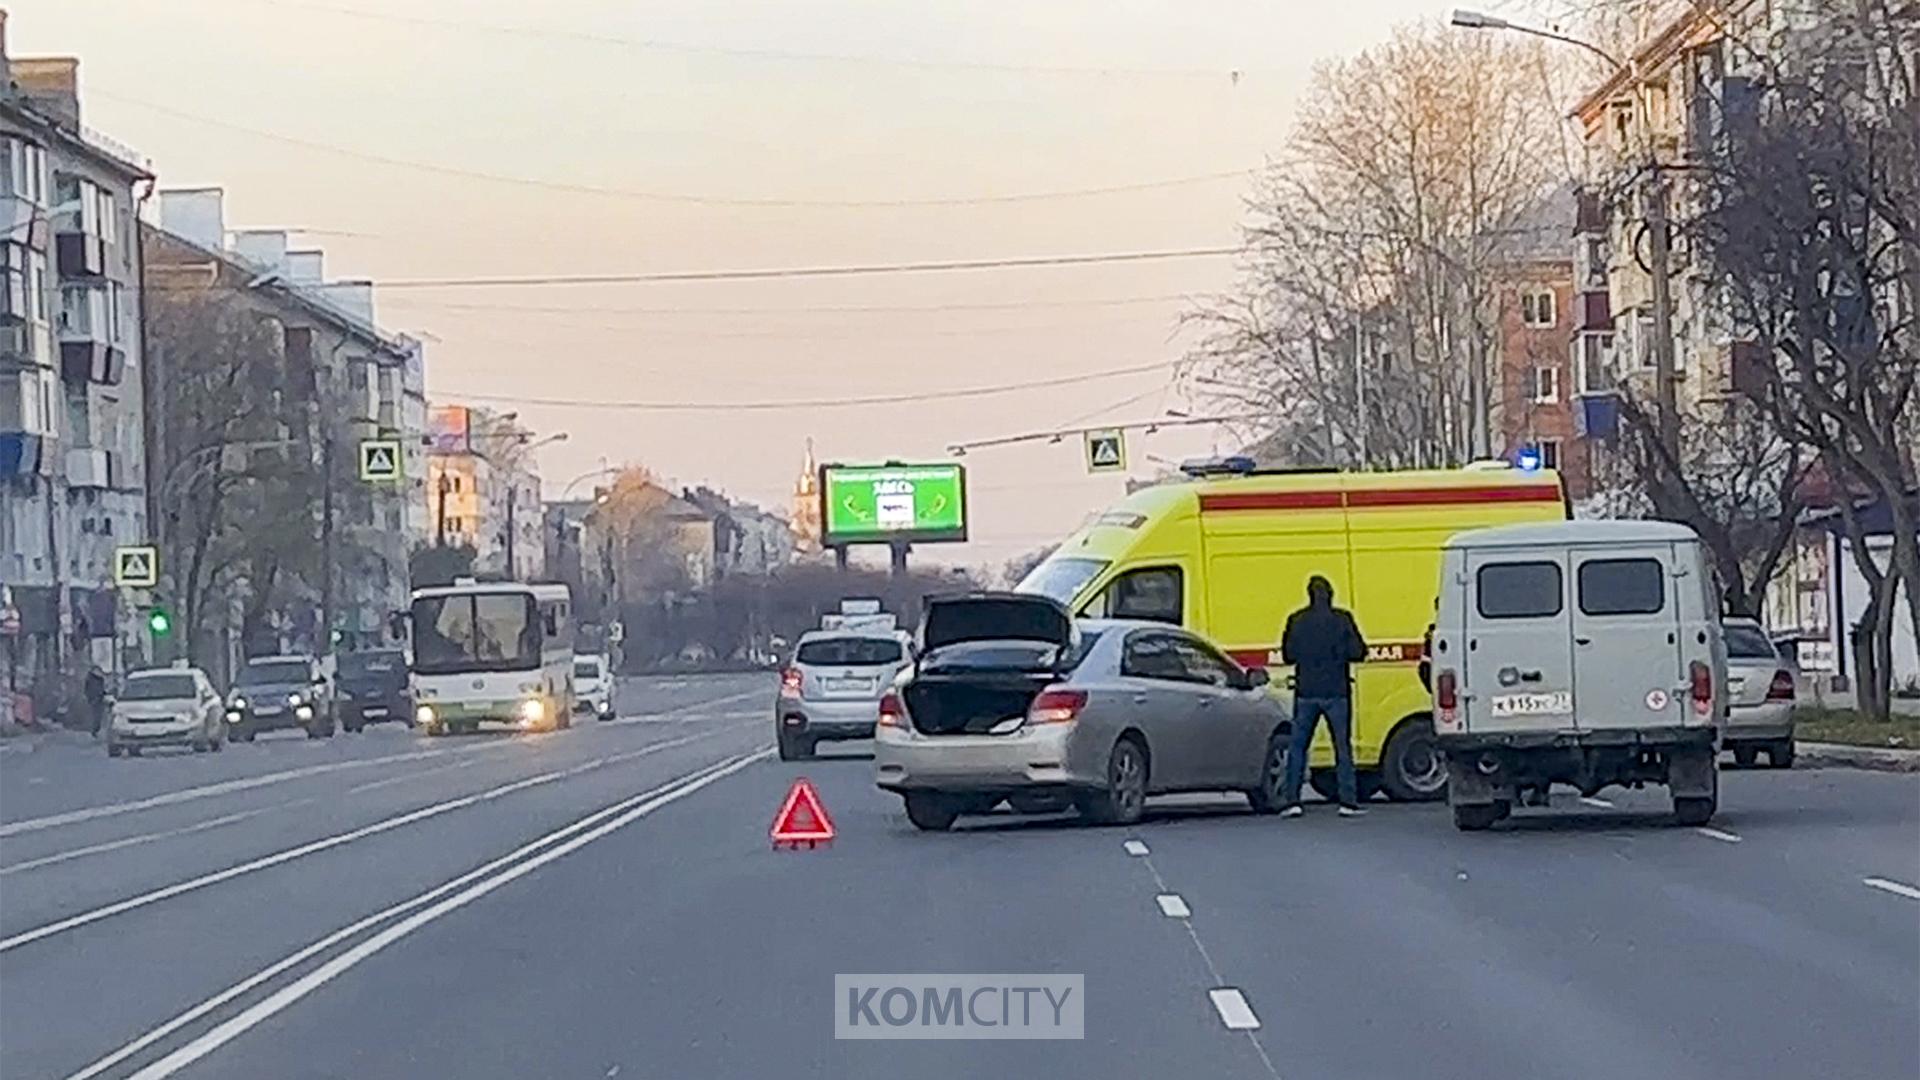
[0,724,748,954]
[96,747,770,1080]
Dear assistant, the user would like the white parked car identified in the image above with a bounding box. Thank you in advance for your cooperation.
[110,668,227,756]
[573,654,615,720]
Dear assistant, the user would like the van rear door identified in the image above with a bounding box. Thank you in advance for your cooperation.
[1463,550,1576,734]
[1570,546,1684,730]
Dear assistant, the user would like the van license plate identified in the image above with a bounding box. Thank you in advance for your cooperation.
[1491,692,1572,717]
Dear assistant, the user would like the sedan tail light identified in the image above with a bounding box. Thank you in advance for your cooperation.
[779,668,803,698]
[1690,660,1714,716]
[877,691,905,729]
[1766,670,1795,702]
[1027,688,1088,725]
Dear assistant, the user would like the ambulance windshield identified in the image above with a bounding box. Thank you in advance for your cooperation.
[1016,556,1108,606]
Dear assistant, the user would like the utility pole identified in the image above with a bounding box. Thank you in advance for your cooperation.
[435,473,450,548]
[1644,171,1681,460]
[504,484,517,581]
[319,429,335,656]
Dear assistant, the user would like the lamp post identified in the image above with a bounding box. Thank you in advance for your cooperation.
[1451,8,1680,462]
[499,432,567,579]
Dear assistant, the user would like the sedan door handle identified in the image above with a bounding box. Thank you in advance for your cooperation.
[1131,694,1149,705]
[1196,697,1213,709]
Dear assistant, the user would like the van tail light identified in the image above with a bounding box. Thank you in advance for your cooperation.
[1690,660,1713,716]
[1027,688,1089,726]
[877,691,905,729]
[1766,670,1795,702]
[1434,669,1459,727]
[779,668,803,698]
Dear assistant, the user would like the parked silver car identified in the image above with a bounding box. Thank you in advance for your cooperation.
[1722,617,1796,768]
[874,593,1290,831]
[776,629,913,759]
[109,667,227,756]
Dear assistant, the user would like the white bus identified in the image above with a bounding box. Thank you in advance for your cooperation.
[407,580,575,734]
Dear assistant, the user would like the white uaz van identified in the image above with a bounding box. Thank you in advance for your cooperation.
[1429,521,1727,830]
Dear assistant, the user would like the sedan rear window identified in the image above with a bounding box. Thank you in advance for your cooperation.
[573,660,603,679]
[1476,562,1563,619]
[1724,624,1778,659]
[796,637,903,667]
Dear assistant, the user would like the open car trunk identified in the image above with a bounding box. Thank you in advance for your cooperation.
[903,671,1056,736]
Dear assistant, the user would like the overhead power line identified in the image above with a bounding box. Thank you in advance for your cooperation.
[236,0,1268,80]
[437,360,1175,412]
[381,292,1197,317]
[155,247,1238,292]
[101,92,1252,209]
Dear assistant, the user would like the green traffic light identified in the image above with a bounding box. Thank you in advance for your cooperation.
[148,609,172,635]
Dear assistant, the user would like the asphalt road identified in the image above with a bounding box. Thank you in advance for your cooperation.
[1,674,1915,1080]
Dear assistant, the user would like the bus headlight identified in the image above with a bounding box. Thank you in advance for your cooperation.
[416,704,436,726]
[518,698,546,726]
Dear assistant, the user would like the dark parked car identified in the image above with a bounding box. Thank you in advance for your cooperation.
[227,654,335,740]
[337,649,413,732]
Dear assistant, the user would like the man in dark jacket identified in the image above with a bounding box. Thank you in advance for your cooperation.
[1279,576,1367,817]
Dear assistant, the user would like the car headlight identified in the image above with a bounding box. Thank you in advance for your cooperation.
[287,692,305,707]
[518,698,546,726]
[231,696,248,710]
[225,710,242,723]
[295,705,314,721]
[416,704,436,725]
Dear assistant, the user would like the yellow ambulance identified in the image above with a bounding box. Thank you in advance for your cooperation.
[1016,460,1569,802]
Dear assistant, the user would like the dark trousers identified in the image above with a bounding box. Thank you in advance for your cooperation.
[1283,695,1357,807]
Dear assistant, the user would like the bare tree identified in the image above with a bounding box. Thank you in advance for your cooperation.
[1185,22,1572,465]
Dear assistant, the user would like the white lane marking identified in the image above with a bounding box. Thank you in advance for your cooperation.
[0,748,454,838]
[1123,840,1149,856]
[118,748,770,1080]
[345,757,479,795]
[1579,796,1614,809]
[67,749,765,1080]
[1207,988,1261,1031]
[0,801,312,878]
[1156,894,1191,919]
[1694,826,1743,844]
[0,727,730,954]
[1863,877,1920,901]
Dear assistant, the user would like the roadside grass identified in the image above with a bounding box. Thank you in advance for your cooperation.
[1793,708,1919,749]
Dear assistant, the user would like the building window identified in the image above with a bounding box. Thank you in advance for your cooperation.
[1538,439,1562,470]
[1521,288,1557,328]
[3,139,48,207]
[1577,332,1615,394]
[1635,311,1658,370]
[1532,365,1561,403]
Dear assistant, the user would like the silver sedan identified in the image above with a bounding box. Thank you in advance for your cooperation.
[1722,617,1797,768]
[875,594,1291,831]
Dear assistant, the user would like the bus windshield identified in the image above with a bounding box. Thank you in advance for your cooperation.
[411,593,540,675]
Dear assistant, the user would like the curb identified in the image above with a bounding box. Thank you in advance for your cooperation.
[1796,741,1920,773]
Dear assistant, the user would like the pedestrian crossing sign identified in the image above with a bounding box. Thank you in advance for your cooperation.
[1085,429,1127,474]
[359,439,402,482]
[115,545,159,588]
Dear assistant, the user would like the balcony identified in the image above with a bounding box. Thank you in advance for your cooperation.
[55,230,106,279]
[0,431,47,476]
[57,287,125,386]
[66,446,118,489]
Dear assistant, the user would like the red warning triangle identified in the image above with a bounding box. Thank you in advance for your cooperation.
[771,777,836,848]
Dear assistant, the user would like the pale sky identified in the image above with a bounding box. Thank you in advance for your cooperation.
[15,0,1497,567]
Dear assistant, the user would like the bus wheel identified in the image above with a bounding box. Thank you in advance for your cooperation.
[1380,718,1448,802]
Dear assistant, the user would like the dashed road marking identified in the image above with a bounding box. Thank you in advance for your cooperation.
[1123,839,1149,856]
[1156,894,1191,918]
[1207,988,1261,1030]
[0,801,310,877]
[1578,796,1614,809]
[1695,827,1743,844]
[1863,877,1920,901]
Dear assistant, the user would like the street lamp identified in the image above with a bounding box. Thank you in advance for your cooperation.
[1451,7,1679,460]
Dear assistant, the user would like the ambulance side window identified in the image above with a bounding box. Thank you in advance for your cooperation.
[1095,566,1183,625]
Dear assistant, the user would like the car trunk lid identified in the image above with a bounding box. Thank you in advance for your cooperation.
[920,593,1072,653]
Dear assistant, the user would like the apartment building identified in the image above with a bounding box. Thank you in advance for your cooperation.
[145,187,426,660]
[1490,187,1591,498]
[425,404,549,581]
[0,15,153,689]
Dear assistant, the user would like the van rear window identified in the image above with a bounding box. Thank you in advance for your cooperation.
[1578,559,1665,616]
[1476,562,1563,619]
